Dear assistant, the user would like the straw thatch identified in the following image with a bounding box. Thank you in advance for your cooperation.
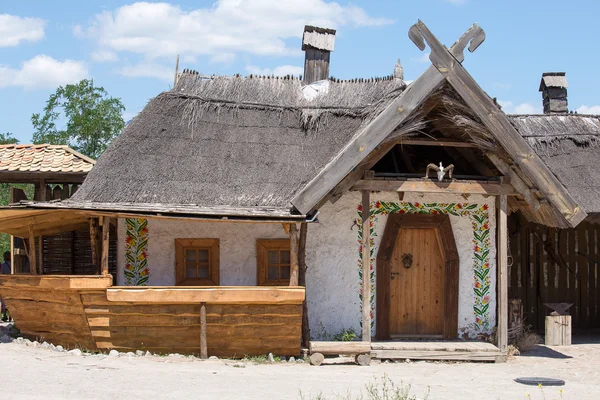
[70,73,406,211]
[510,114,600,215]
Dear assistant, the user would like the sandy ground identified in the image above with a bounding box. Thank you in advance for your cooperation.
[0,329,598,400]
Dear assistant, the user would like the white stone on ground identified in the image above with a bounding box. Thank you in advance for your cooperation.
[288,357,295,362]
[268,353,275,363]
[55,345,64,352]
[68,349,82,356]
[208,356,218,360]
[108,350,119,357]
[135,350,144,357]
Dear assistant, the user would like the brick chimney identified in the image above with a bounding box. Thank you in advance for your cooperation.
[539,72,568,114]
[302,26,336,84]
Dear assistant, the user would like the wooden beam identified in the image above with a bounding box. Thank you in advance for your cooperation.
[410,21,585,227]
[282,223,290,235]
[361,190,371,342]
[27,225,37,275]
[200,302,208,359]
[351,179,516,196]
[289,224,299,286]
[398,139,479,148]
[309,341,371,355]
[298,223,310,347]
[290,24,486,215]
[486,153,541,210]
[89,218,100,274]
[105,286,305,304]
[497,194,508,354]
[100,216,110,275]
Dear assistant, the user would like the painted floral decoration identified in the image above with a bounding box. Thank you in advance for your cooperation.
[124,218,150,286]
[357,201,492,336]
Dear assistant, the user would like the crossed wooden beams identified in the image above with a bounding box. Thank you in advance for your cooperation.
[291,20,584,229]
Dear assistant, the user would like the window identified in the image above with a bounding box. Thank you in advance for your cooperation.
[175,239,219,285]
[257,239,291,286]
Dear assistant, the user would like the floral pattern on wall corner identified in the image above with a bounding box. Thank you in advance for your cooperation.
[124,218,150,286]
[356,201,492,338]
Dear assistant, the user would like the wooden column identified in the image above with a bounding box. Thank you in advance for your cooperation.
[497,195,508,353]
[361,190,371,342]
[298,223,310,347]
[289,224,299,286]
[100,217,110,275]
[90,218,101,273]
[200,302,208,358]
[28,225,37,275]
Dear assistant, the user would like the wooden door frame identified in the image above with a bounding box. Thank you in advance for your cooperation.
[375,214,459,340]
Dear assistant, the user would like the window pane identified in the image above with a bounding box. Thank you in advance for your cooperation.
[198,264,209,279]
[186,262,196,279]
[267,250,278,264]
[268,265,278,280]
[198,249,209,262]
[185,249,197,263]
[280,250,290,264]
[280,265,290,279]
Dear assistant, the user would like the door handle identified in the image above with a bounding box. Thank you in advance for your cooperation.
[391,272,400,280]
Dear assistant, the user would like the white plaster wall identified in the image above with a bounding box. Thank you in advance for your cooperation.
[116,192,497,340]
[305,192,496,339]
[117,219,286,286]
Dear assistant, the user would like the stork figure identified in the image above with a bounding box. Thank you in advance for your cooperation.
[424,162,455,181]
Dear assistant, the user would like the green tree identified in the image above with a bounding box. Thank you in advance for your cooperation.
[31,79,125,158]
[0,132,19,144]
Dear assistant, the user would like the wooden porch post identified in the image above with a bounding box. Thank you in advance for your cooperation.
[90,218,101,273]
[200,302,208,359]
[298,223,310,347]
[497,194,508,353]
[100,217,110,276]
[361,190,371,342]
[28,225,38,275]
[289,224,299,286]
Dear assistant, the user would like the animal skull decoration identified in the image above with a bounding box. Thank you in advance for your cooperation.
[424,162,455,181]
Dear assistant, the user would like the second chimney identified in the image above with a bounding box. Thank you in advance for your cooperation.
[539,72,568,114]
[302,25,336,84]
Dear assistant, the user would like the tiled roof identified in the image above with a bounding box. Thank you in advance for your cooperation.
[0,144,95,173]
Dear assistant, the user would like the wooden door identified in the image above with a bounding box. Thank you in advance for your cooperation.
[389,227,445,338]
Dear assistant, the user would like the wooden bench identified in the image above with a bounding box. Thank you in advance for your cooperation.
[308,341,371,366]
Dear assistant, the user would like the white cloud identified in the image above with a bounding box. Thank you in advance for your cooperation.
[577,105,600,115]
[493,82,512,90]
[246,65,303,77]
[91,50,118,62]
[78,1,392,62]
[119,62,174,82]
[411,52,430,64]
[497,100,541,115]
[0,14,45,47]
[0,55,88,90]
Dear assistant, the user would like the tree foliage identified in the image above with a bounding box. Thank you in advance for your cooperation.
[0,132,19,144]
[31,79,125,158]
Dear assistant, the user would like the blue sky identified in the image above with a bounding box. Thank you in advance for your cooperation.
[1,0,599,143]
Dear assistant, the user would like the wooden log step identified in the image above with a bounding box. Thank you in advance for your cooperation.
[309,341,371,355]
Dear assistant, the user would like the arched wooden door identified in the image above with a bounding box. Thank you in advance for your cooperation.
[376,214,459,340]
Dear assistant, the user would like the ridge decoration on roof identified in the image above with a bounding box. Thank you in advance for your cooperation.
[290,20,586,228]
[0,144,95,174]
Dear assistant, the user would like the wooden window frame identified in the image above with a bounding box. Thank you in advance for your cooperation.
[175,238,220,286]
[257,239,291,286]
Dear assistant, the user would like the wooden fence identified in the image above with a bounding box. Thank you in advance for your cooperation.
[508,213,599,332]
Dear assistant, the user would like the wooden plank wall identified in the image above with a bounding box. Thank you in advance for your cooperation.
[0,286,97,350]
[81,292,302,357]
[508,213,599,332]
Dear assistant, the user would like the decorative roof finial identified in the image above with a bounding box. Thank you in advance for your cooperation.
[393,58,404,80]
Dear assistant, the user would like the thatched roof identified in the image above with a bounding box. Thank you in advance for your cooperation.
[69,73,405,216]
[510,114,600,215]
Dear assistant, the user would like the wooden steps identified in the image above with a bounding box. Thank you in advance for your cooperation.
[370,341,504,362]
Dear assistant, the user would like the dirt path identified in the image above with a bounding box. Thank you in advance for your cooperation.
[0,335,598,399]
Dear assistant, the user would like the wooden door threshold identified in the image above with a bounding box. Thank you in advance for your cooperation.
[390,334,443,340]
[371,340,505,363]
